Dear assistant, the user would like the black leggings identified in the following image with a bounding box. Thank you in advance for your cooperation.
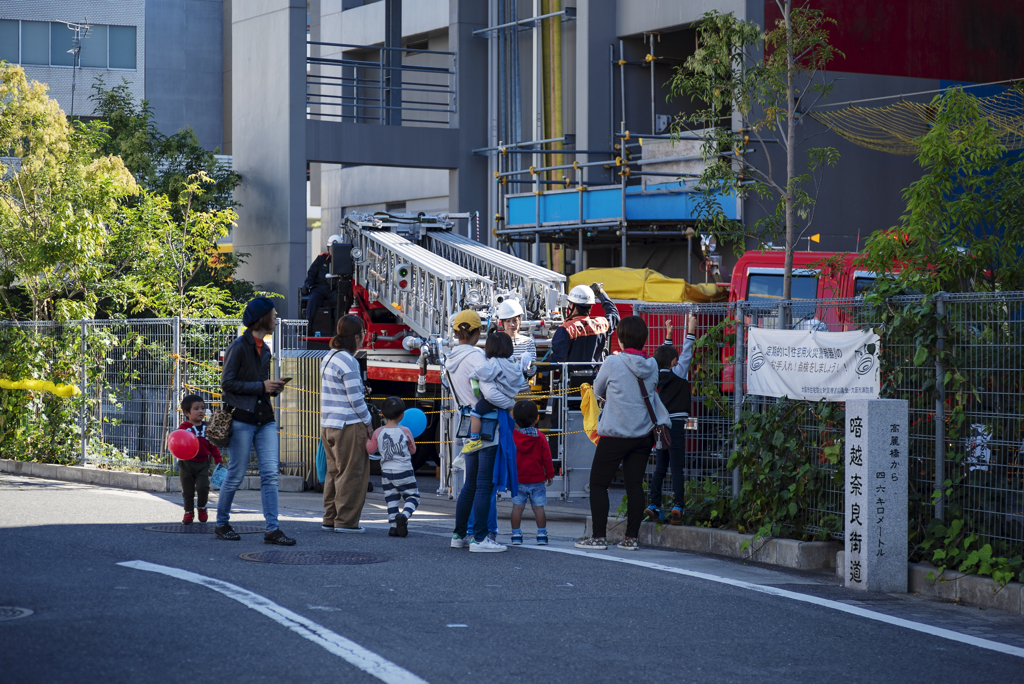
[589,434,654,539]
[179,459,211,511]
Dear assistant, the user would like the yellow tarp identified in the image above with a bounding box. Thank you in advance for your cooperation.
[568,267,727,303]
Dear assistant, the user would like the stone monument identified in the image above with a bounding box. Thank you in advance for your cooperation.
[844,399,909,592]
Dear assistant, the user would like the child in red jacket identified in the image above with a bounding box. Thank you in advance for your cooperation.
[510,400,554,545]
[178,395,222,524]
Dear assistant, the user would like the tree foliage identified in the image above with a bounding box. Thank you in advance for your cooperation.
[862,87,1024,293]
[669,2,842,300]
[0,65,249,321]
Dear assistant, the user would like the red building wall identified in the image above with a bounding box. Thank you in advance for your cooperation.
[764,0,1024,83]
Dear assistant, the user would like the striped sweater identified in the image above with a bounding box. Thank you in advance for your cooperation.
[319,350,372,429]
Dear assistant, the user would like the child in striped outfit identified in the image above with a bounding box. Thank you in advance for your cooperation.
[366,397,419,537]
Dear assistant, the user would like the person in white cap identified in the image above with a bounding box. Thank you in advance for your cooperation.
[302,234,343,334]
[496,299,537,387]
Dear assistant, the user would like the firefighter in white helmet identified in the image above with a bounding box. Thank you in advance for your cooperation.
[495,298,537,386]
[550,282,619,365]
[301,234,343,334]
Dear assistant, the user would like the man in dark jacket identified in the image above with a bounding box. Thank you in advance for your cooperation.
[550,282,620,365]
[548,282,620,443]
[302,234,342,333]
[215,297,296,546]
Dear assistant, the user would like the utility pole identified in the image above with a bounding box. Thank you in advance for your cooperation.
[64,20,90,120]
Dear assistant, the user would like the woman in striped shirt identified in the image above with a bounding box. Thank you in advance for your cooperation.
[496,299,537,387]
[320,314,373,533]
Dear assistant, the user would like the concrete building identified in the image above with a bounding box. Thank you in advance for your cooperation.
[8,2,1018,315]
[0,0,225,151]
[263,0,1020,318]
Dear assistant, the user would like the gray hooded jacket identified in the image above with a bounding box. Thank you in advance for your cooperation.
[593,352,671,439]
[443,343,498,447]
[470,357,523,410]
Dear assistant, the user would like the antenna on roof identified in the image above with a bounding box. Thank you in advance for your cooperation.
[61,19,91,120]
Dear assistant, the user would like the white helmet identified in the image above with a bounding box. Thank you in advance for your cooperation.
[567,284,595,306]
[496,299,524,320]
[327,234,342,246]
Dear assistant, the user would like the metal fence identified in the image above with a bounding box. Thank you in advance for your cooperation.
[0,317,310,475]
[634,292,1024,555]
[3,292,1023,557]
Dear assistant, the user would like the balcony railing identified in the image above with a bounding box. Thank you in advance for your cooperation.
[306,41,456,127]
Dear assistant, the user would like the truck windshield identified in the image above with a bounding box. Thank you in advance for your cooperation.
[854,277,876,297]
[747,274,818,301]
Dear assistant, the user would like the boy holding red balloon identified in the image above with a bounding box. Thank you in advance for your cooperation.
[174,395,222,524]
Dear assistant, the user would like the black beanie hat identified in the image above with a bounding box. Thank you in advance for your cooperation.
[242,297,275,328]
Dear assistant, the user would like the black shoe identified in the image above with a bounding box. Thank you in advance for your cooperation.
[388,527,399,537]
[395,512,409,537]
[215,524,241,541]
[264,529,296,546]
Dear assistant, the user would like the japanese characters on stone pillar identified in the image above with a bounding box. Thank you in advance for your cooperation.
[845,399,908,592]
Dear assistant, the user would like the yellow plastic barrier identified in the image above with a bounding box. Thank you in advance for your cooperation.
[0,378,81,397]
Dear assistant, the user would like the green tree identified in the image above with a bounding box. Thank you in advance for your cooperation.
[862,87,1024,293]
[0,65,247,320]
[0,65,140,320]
[669,3,842,300]
[90,78,258,311]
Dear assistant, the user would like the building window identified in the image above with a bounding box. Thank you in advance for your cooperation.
[79,24,107,68]
[21,21,50,65]
[0,20,19,64]
[49,22,75,67]
[108,25,136,69]
[0,20,135,70]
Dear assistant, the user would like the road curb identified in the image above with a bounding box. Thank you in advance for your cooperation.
[586,516,840,570]
[0,459,303,493]
[834,550,1024,615]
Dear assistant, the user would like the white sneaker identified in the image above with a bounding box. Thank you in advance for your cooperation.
[334,526,366,534]
[450,534,469,549]
[469,537,507,553]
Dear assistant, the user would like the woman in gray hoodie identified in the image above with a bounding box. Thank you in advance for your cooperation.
[576,316,670,551]
[444,310,507,553]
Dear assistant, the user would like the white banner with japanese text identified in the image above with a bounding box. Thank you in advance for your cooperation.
[746,328,880,402]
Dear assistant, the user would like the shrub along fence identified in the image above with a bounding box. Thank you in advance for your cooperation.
[635,291,1024,584]
[0,317,307,474]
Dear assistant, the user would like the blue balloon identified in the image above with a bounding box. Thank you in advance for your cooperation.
[399,407,428,439]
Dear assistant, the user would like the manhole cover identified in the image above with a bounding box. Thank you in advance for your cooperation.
[239,551,389,565]
[0,607,33,621]
[144,523,265,534]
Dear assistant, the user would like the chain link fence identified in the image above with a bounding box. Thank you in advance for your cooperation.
[0,317,307,475]
[634,292,1024,555]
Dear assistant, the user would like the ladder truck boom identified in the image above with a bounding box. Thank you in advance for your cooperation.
[421,231,566,320]
[342,216,493,340]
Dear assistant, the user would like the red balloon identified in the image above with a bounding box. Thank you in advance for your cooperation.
[168,429,199,460]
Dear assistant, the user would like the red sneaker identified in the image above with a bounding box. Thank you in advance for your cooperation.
[182,511,194,525]
[197,508,208,523]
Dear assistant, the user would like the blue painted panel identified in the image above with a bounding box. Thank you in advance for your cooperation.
[507,186,736,226]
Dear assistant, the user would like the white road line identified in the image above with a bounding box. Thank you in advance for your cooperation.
[118,561,428,684]
[522,545,1024,660]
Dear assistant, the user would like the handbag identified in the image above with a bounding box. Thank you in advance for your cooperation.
[206,405,233,448]
[455,406,499,442]
[635,377,671,450]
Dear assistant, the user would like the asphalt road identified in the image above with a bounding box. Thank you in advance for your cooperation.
[2,473,1024,684]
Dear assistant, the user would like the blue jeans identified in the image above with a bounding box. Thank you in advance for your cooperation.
[466,491,498,537]
[649,418,689,510]
[454,445,498,542]
[216,420,280,532]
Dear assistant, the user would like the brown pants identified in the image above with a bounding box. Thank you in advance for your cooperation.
[321,424,370,529]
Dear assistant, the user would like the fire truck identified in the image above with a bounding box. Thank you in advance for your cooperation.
[303,212,566,471]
